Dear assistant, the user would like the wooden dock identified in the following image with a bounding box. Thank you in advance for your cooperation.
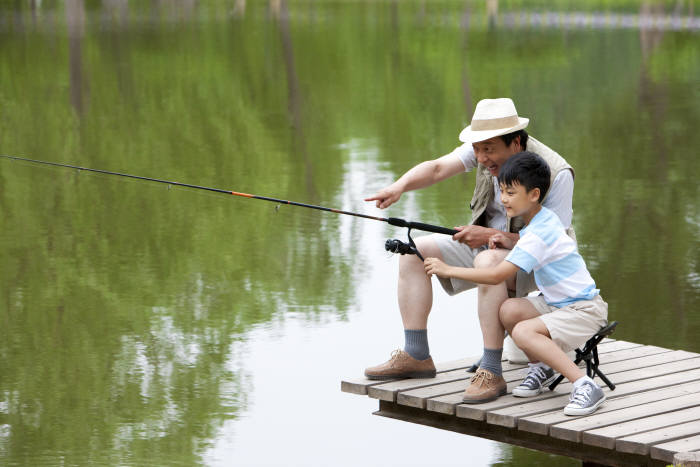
[341,339,700,466]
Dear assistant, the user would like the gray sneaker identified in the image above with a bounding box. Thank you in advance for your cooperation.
[512,364,556,397]
[564,380,606,416]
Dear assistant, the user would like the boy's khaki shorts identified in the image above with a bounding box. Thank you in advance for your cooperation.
[431,233,537,297]
[526,294,609,353]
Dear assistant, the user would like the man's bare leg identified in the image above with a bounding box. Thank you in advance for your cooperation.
[364,236,443,379]
[474,249,513,349]
[397,236,443,329]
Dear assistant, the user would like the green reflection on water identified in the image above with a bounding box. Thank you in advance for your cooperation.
[1,1,698,465]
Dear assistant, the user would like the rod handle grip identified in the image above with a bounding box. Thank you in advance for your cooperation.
[387,218,458,236]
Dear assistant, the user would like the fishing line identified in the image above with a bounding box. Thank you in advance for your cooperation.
[0,155,459,257]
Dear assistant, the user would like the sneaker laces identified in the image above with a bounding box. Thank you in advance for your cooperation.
[570,383,593,406]
[529,365,547,382]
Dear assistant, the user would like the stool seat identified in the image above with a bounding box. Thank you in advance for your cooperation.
[549,321,619,391]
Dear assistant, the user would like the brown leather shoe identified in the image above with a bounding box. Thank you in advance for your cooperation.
[462,368,507,404]
[364,349,436,380]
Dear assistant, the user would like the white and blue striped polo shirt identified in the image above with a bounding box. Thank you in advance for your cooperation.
[505,207,599,307]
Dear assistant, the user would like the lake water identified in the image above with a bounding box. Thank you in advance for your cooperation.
[1,1,698,465]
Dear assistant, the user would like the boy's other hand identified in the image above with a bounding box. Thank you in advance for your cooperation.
[424,257,451,278]
[364,184,402,209]
[489,232,515,250]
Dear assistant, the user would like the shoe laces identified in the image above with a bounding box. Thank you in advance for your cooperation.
[471,369,494,387]
[570,383,593,406]
[389,349,404,366]
[526,365,547,383]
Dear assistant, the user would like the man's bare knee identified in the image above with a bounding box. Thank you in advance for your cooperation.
[414,236,442,259]
[474,248,508,269]
[398,236,442,274]
[499,298,522,329]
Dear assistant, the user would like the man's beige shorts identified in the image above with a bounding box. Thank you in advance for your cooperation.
[526,294,609,353]
[430,233,537,297]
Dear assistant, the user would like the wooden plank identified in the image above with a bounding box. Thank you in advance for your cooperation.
[340,355,480,396]
[519,367,700,435]
[341,340,651,396]
[592,340,645,353]
[458,387,570,421]
[396,363,535,409]
[486,351,700,428]
[374,400,668,467]
[590,350,698,375]
[427,392,468,415]
[457,356,700,422]
[581,404,700,449]
[580,344,672,365]
[616,420,700,455]
[550,395,700,445]
[650,434,700,464]
[370,360,527,402]
[426,344,672,416]
[490,381,700,429]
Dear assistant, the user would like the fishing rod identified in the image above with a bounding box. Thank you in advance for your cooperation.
[0,155,458,259]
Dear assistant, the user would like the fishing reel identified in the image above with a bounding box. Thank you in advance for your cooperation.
[384,228,424,261]
[385,238,417,255]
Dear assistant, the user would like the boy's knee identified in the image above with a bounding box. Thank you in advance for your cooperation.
[511,321,534,346]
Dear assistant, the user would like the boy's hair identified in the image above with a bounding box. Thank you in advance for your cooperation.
[497,151,550,203]
[500,129,529,150]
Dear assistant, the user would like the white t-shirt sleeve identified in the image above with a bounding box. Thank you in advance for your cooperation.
[446,143,477,171]
[542,169,574,229]
[505,232,542,273]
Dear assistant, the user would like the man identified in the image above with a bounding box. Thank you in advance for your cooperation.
[363,98,576,402]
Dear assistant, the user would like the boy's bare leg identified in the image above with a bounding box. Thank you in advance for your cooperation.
[511,316,584,383]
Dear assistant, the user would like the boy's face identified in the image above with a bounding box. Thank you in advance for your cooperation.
[472,136,522,176]
[499,182,541,219]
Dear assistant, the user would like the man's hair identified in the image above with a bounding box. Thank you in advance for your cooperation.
[500,129,529,150]
[497,151,550,203]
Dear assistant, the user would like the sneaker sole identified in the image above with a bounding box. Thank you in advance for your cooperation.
[365,370,436,381]
[563,394,606,416]
[462,386,508,404]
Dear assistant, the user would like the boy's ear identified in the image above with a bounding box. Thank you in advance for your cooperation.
[528,187,541,202]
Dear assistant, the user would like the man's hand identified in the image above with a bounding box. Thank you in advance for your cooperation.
[488,232,516,250]
[452,225,492,249]
[364,183,403,209]
[424,257,452,278]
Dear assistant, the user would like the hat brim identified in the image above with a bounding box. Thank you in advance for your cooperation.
[458,117,529,144]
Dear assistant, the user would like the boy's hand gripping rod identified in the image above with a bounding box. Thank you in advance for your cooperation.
[0,155,459,258]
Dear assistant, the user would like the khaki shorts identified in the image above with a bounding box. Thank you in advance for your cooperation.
[430,233,537,297]
[527,294,609,353]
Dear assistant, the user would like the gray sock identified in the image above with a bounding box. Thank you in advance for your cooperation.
[404,329,430,361]
[480,347,503,376]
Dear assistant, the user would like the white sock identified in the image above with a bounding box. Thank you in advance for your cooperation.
[573,375,595,389]
[530,361,551,370]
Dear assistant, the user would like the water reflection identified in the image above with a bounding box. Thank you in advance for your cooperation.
[0,1,698,466]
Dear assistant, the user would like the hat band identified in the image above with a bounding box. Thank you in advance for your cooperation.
[470,115,520,131]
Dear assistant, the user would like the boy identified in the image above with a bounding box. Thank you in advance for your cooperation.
[424,151,608,416]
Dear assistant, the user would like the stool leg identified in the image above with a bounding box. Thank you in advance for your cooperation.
[593,366,616,391]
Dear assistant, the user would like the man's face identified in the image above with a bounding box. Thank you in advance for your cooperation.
[472,136,521,176]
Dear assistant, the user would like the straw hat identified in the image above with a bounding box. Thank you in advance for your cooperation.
[459,98,529,143]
